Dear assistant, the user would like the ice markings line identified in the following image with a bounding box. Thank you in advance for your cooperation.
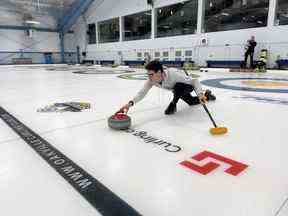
[0,106,141,216]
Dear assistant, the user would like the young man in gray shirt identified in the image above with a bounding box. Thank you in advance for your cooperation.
[119,60,216,115]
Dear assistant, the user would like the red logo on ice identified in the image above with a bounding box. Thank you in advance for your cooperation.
[180,151,248,176]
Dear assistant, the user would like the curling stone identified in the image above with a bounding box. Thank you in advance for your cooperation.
[108,113,131,130]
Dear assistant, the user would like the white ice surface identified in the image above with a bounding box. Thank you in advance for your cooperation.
[0,65,288,216]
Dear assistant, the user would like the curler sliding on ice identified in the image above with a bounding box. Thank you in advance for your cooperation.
[115,60,227,135]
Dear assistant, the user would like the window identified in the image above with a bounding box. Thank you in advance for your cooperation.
[163,51,169,57]
[137,52,142,60]
[87,24,96,44]
[98,18,119,43]
[276,0,288,25]
[156,0,198,38]
[124,11,152,41]
[175,51,182,57]
[185,50,192,56]
[204,0,269,32]
[155,52,160,57]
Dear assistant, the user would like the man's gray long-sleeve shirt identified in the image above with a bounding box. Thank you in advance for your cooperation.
[131,68,203,104]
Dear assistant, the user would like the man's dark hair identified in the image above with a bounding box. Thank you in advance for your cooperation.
[145,60,163,73]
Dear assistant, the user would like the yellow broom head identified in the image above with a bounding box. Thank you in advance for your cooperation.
[210,127,228,135]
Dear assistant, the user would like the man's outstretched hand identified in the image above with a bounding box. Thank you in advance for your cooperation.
[116,104,130,114]
[198,92,207,104]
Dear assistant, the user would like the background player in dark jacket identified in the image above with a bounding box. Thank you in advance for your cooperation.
[244,36,257,69]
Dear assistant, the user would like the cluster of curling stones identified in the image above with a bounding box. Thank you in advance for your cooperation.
[108,113,131,130]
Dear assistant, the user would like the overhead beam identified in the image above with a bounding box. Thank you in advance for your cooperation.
[58,0,95,34]
[0,25,57,32]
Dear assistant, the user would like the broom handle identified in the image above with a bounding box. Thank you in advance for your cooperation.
[182,68,218,128]
[202,103,218,128]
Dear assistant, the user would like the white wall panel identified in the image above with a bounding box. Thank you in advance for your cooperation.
[68,0,288,67]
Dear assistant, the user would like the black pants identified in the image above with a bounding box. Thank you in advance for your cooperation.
[256,61,266,67]
[256,61,266,70]
[172,83,200,105]
[244,51,254,68]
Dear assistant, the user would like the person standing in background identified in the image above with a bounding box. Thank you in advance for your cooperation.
[244,36,257,69]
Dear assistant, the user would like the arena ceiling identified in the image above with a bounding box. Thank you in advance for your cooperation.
[0,0,77,28]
